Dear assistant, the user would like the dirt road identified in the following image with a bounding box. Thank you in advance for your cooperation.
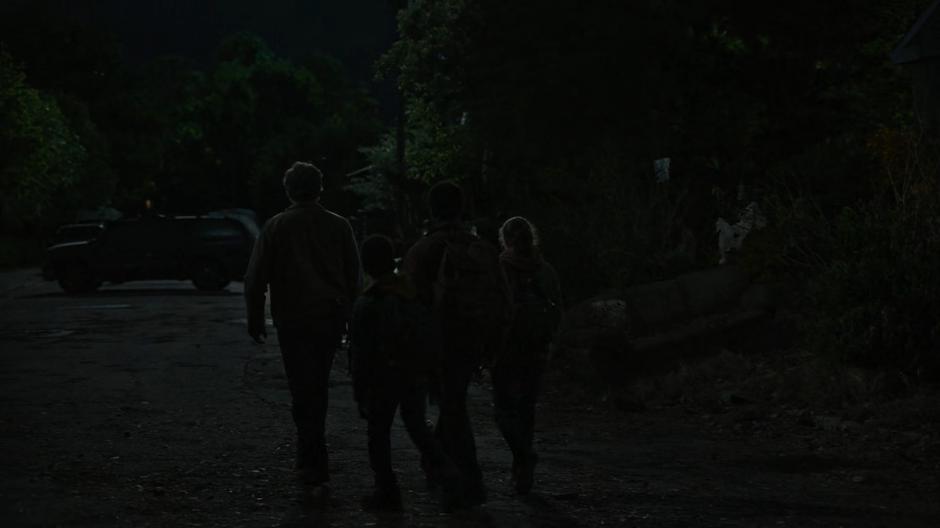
[1,271,938,527]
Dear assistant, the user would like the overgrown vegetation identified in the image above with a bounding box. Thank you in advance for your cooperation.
[369,0,940,399]
[0,50,90,235]
[802,131,940,383]
[365,0,930,296]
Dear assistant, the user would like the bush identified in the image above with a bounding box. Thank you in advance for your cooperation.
[798,129,940,382]
[514,151,717,302]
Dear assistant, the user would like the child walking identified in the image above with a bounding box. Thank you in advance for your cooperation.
[349,234,459,511]
[492,216,563,494]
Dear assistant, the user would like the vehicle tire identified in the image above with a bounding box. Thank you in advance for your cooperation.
[56,261,101,294]
[191,259,230,291]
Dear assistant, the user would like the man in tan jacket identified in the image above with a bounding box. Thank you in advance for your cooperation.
[244,161,362,495]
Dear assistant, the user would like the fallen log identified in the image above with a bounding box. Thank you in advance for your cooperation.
[559,265,782,383]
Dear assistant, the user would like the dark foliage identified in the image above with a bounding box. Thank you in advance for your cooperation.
[0,6,382,251]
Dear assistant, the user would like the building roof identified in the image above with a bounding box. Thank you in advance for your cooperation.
[891,0,940,64]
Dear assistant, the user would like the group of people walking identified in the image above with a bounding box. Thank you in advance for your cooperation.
[244,161,563,512]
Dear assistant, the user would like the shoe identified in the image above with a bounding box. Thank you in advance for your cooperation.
[361,487,403,512]
[511,458,522,486]
[305,484,331,507]
[515,451,538,495]
[463,481,487,507]
[421,453,440,491]
[440,489,463,513]
[440,469,464,509]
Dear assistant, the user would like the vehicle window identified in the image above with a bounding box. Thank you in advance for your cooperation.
[53,225,103,244]
[105,219,180,249]
[192,220,247,242]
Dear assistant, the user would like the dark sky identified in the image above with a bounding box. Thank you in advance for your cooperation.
[0,0,399,86]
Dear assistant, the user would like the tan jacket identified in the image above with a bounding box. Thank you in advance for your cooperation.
[244,201,362,331]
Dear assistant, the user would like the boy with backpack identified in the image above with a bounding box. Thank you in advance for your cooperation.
[403,181,511,508]
[492,216,563,495]
[349,234,459,511]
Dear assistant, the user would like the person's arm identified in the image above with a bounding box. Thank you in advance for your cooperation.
[342,219,363,308]
[496,255,514,315]
[349,299,375,418]
[541,261,565,356]
[244,225,271,343]
[403,238,435,308]
[542,261,564,312]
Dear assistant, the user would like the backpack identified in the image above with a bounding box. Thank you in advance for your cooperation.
[432,231,507,331]
[509,267,562,347]
[377,291,438,374]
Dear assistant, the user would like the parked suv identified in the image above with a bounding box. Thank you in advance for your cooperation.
[45,211,258,293]
[50,222,107,245]
[42,223,107,281]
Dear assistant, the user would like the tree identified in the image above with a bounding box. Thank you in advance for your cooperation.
[190,33,380,219]
[0,50,86,233]
[376,0,928,296]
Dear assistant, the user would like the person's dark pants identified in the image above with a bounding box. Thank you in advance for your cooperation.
[367,369,455,491]
[435,327,486,500]
[492,352,545,469]
[277,321,342,484]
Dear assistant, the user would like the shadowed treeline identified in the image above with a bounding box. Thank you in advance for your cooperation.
[0,2,387,254]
